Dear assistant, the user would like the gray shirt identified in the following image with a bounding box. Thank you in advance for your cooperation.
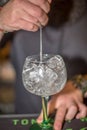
[11,10,87,114]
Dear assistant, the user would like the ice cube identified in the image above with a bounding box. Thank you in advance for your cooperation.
[28,63,58,86]
[47,55,64,70]
[45,65,58,82]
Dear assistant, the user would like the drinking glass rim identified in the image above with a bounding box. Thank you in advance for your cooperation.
[25,54,64,64]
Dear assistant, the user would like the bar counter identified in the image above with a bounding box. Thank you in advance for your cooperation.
[0,114,87,130]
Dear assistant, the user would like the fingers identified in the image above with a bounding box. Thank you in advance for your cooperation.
[65,104,78,120]
[37,101,87,130]
[37,110,43,123]
[76,103,87,119]
[18,9,41,26]
[0,0,50,32]
[48,0,52,4]
[16,19,38,32]
[23,1,49,26]
[65,102,87,120]
[28,0,50,13]
[54,105,67,130]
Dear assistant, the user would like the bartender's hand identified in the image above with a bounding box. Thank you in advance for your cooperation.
[37,81,87,130]
[0,0,51,32]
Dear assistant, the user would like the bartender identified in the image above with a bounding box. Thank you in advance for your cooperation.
[0,0,87,130]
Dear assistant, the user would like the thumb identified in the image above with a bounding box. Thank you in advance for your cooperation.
[37,110,43,123]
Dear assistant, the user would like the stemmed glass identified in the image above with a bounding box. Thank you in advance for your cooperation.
[22,54,67,130]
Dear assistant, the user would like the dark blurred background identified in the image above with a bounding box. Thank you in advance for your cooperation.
[0,33,15,114]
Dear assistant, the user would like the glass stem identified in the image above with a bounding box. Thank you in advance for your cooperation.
[42,96,49,122]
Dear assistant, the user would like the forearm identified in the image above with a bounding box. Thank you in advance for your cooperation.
[59,74,87,98]
[71,74,87,98]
